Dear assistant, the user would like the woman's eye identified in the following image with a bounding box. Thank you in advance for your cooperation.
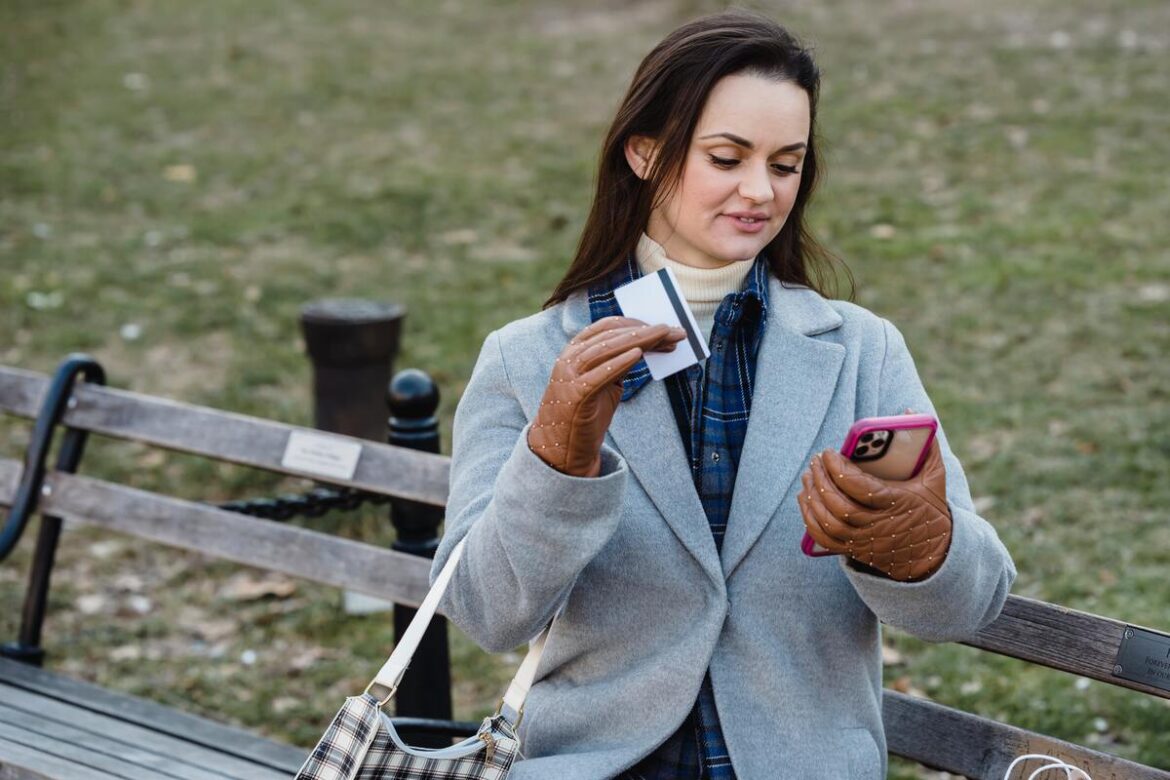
[708,154,799,176]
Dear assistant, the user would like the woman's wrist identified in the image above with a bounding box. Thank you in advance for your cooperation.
[527,428,602,478]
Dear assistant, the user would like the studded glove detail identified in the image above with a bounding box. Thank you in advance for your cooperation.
[528,316,685,478]
[799,436,953,582]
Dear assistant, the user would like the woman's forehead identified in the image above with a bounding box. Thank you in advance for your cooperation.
[695,74,810,148]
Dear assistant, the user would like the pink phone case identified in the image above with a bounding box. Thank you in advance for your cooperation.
[800,414,938,558]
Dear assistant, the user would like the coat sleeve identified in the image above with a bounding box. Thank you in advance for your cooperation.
[839,318,1017,642]
[430,330,630,652]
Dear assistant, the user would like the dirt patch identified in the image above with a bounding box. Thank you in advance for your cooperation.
[94,329,234,400]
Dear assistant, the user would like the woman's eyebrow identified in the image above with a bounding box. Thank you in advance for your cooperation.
[697,132,806,154]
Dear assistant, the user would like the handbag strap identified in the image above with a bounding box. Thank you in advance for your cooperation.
[499,622,547,724]
[368,538,549,725]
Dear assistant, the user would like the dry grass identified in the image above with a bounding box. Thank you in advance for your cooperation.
[2,0,1168,775]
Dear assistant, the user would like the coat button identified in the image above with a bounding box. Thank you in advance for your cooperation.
[711,451,721,463]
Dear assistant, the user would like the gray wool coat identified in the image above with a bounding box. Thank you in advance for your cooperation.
[431,278,1017,780]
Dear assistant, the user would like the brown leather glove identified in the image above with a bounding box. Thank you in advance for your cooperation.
[799,436,953,582]
[528,316,684,478]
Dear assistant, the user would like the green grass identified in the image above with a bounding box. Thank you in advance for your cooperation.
[2,0,1169,776]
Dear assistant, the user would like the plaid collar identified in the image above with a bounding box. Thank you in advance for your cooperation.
[586,251,771,401]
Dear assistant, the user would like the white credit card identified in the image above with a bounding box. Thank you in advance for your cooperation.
[613,267,710,380]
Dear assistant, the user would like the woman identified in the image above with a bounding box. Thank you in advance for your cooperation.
[432,10,1016,779]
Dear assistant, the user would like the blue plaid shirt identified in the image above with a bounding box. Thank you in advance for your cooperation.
[587,252,770,780]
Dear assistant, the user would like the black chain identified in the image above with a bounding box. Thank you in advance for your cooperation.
[214,486,391,521]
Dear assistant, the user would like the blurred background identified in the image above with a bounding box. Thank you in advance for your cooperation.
[1,0,1167,776]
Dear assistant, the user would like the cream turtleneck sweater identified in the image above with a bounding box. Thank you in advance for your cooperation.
[635,233,756,341]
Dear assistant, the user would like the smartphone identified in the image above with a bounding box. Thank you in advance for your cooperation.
[800,414,938,557]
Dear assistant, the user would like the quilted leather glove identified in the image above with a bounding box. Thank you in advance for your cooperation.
[799,435,953,582]
[528,316,685,478]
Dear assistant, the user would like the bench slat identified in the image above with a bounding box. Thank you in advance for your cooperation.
[0,460,433,608]
[884,690,1170,779]
[0,366,448,507]
[0,658,304,776]
[0,684,290,779]
[0,716,206,780]
[0,367,42,420]
[962,595,1170,700]
[0,737,113,780]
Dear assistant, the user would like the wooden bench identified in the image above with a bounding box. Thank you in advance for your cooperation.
[0,358,1167,779]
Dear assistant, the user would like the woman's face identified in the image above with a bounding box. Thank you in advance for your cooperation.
[629,73,811,269]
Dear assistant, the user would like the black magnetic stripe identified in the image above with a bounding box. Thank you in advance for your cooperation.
[657,268,704,358]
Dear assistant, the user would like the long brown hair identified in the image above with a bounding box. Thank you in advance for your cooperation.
[545,9,852,308]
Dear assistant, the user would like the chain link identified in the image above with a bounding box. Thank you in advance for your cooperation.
[215,486,391,521]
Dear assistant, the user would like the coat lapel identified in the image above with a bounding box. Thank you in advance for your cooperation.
[720,281,845,577]
[607,380,724,585]
[561,293,723,586]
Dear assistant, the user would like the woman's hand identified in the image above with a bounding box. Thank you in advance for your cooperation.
[528,316,685,478]
[798,436,953,582]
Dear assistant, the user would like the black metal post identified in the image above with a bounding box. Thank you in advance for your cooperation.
[1,354,105,666]
[301,299,405,616]
[300,299,406,441]
[387,369,452,744]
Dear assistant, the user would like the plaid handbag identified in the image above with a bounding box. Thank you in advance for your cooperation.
[295,539,549,780]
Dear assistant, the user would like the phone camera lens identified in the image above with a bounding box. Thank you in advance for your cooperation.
[860,433,873,443]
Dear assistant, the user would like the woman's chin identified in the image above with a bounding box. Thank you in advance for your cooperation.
[709,235,771,263]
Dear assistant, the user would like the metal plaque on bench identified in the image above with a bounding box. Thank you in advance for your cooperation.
[1113,625,1170,693]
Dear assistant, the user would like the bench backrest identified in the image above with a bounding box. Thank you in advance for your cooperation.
[1,364,1166,779]
[0,364,439,606]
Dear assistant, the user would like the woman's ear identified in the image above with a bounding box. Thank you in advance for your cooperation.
[624,135,659,180]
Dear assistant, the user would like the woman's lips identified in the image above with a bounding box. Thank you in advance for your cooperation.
[722,214,768,233]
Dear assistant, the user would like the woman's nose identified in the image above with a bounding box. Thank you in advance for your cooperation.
[737,164,774,203]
